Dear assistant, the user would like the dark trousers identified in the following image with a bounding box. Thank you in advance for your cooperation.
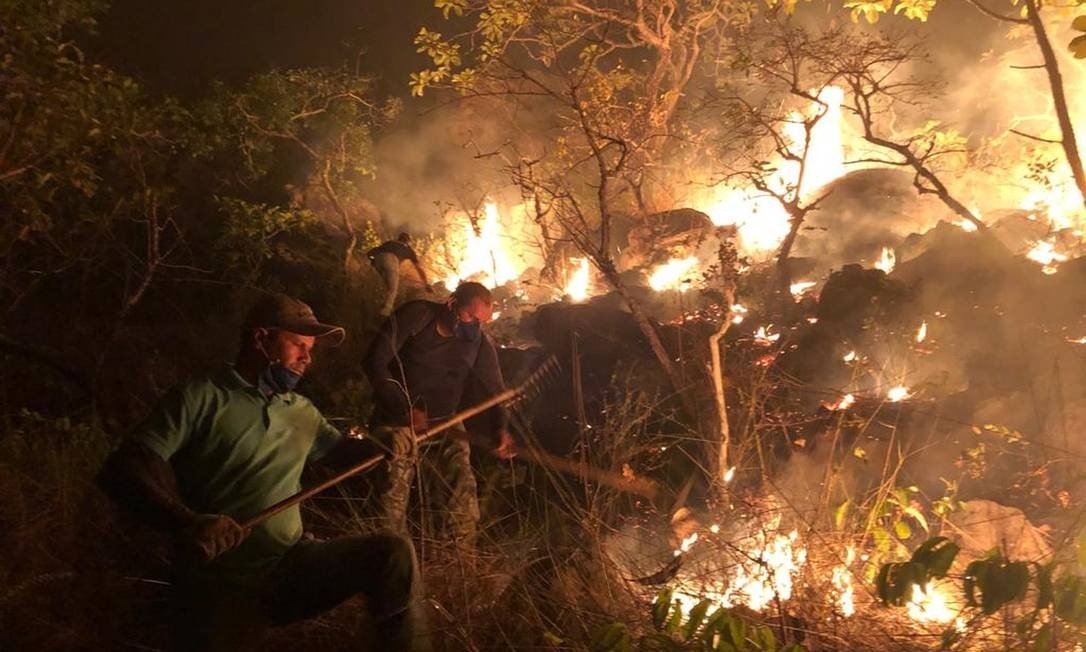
[171,532,427,651]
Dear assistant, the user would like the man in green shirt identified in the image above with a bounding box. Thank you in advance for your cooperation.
[99,294,426,651]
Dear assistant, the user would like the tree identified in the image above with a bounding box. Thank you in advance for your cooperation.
[219,68,395,268]
[0,0,199,391]
[842,0,1086,211]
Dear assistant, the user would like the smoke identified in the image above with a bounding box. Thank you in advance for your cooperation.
[363,90,563,236]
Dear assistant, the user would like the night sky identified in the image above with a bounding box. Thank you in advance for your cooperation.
[91,0,992,101]
[93,0,431,98]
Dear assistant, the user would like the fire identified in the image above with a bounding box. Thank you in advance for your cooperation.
[916,321,927,343]
[563,257,591,302]
[955,218,978,233]
[843,350,857,362]
[1020,181,1086,233]
[674,532,699,557]
[730,303,749,325]
[649,256,700,292]
[444,202,527,289]
[722,529,807,611]
[887,386,910,402]
[1025,238,1068,275]
[906,581,956,624]
[699,87,847,257]
[1067,336,1086,345]
[703,189,792,256]
[825,393,856,411]
[831,546,857,617]
[875,247,896,273]
[723,466,736,483]
[754,326,780,345]
[790,280,817,298]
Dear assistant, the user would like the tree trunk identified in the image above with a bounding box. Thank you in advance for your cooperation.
[1024,0,1086,210]
[321,160,357,269]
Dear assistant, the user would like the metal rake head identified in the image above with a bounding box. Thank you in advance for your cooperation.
[511,354,562,405]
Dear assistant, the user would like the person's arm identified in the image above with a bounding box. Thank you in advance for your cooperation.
[411,260,433,292]
[305,413,374,469]
[362,302,430,426]
[99,438,200,531]
[473,335,515,458]
[96,385,246,560]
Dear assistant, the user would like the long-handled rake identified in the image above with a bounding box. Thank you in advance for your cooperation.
[243,357,657,529]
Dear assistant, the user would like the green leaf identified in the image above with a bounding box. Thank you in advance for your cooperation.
[590,623,632,652]
[752,625,777,652]
[666,599,684,633]
[652,589,673,630]
[902,505,929,534]
[684,599,712,640]
[833,499,851,530]
[911,537,960,579]
[964,554,1030,615]
[894,520,912,540]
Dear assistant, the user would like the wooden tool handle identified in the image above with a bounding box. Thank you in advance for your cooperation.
[242,388,517,529]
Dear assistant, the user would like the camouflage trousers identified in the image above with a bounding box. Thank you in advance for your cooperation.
[377,425,479,547]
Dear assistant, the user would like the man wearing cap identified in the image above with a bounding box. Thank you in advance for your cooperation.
[363,282,514,549]
[98,293,426,651]
[368,232,432,318]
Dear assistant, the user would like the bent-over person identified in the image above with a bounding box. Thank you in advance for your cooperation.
[98,293,427,651]
[363,282,514,548]
[368,232,432,317]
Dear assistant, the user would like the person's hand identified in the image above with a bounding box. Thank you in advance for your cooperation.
[183,514,249,561]
[493,429,516,460]
[409,407,429,433]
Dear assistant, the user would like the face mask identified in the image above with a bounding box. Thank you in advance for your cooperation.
[256,331,303,394]
[260,362,302,394]
[453,319,482,343]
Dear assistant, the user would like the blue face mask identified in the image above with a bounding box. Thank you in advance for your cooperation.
[256,332,303,395]
[260,362,302,394]
[453,318,482,342]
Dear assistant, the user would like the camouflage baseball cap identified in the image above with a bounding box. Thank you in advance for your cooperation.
[243,293,346,346]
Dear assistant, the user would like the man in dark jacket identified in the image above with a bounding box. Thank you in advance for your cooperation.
[98,294,427,651]
[363,282,514,547]
[368,232,432,317]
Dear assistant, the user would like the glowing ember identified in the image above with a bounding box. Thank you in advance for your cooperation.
[1025,239,1068,275]
[826,393,856,411]
[916,321,928,343]
[649,256,699,292]
[831,546,857,617]
[790,280,817,298]
[906,581,955,624]
[674,532,699,557]
[754,326,781,345]
[887,386,910,402]
[1067,336,1086,345]
[843,350,857,362]
[955,218,978,233]
[875,247,896,274]
[563,257,591,302]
